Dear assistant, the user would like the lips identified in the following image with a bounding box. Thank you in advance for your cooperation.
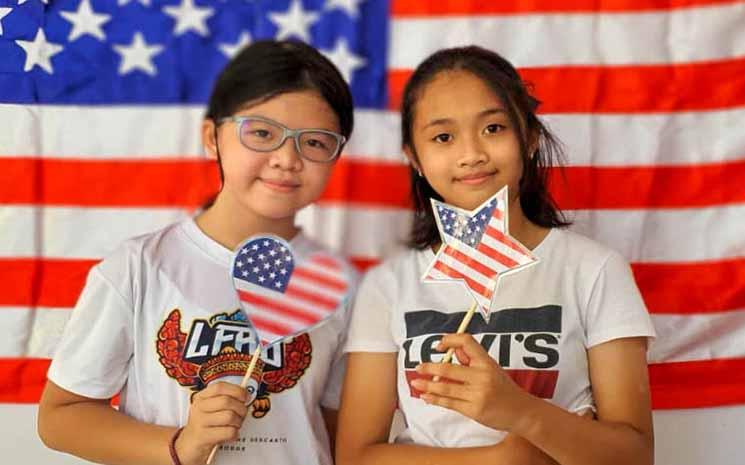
[260,178,300,192]
[456,170,496,185]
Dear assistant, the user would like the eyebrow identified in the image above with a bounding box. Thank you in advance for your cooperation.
[422,107,507,130]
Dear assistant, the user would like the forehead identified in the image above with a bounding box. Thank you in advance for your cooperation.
[235,90,340,130]
[413,70,505,127]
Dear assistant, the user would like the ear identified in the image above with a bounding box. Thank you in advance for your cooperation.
[202,119,218,160]
[403,145,421,172]
[527,129,540,160]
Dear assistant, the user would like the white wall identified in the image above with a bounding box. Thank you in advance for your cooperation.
[3,404,743,464]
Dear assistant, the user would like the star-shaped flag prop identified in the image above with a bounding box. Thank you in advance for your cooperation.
[422,186,539,319]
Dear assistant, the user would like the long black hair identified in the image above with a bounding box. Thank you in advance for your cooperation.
[401,45,570,250]
[203,40,354,206]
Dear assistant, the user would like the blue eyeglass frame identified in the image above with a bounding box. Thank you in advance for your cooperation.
[219,115,346,163]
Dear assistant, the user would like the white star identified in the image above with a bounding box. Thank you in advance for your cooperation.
[241,248,248,254]
[274,259,282,266]
[247,257,254,264]
[274,282,282,288]
[236,261,243,267]
[252,244,259,250]
[0,8,11,36]
[163,0,214,37]
[258,253,265,260]
[324,0,364,18]
[269,272,276,279]
[269,249,277,256]
[113,32,163,76]
[60,0,111,42]
[259,276,265,282]
[322,38,366,83]
[118,0,150,6]
[218,31,251,58]
[280,268,287,275]
[268,0,319,42]
[253,266,259,273]
[15,28,64,74]
[242,270,249,277]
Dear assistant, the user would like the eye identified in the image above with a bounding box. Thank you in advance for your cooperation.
[305,138,328,149]
[251,129,272,138]
[432,133,452,143]
[484,123,506,134]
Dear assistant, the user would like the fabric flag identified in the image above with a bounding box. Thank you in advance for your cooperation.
[232,235,350,345]
[0,0,744,446]
[423,186,538,318]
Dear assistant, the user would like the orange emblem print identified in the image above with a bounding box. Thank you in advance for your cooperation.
[156,308,312,418]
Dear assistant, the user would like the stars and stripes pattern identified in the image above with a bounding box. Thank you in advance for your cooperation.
[423,187,538,317]
[232,236,350,345]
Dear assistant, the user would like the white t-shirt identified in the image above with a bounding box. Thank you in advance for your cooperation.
[48,218,357,465]
[345,228,656,448]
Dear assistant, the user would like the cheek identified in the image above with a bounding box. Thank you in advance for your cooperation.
[304,165,334,194]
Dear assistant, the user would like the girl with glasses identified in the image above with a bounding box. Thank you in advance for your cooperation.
[38,40,357,465]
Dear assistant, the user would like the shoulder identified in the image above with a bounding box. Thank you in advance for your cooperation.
[542,228,629,273]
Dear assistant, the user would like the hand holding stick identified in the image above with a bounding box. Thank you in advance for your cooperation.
[433,301,477,382]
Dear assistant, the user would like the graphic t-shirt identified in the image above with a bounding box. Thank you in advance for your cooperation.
[345,228,656,447]
[48,218,357,465]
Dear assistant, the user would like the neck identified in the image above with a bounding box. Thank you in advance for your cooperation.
[507,196,549,250]
[195,192,299,251]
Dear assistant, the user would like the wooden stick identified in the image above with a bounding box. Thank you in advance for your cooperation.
[206,345,262,464]
[433,301,477,382]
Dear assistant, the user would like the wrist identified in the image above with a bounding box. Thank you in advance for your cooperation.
[169,427,184,465]
[509,393,545,438]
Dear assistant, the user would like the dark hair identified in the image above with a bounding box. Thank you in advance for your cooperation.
[401,45,570,249]
[203,40,354,206]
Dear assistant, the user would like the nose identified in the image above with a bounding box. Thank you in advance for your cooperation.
[268,135,303,171]
[457,132,488,167]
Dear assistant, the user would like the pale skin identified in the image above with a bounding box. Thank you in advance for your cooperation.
[336,70,653,465]
[38,90,343,465]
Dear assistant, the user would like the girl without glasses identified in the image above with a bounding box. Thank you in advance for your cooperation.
[38,40,357,465]
[337,45,655,465]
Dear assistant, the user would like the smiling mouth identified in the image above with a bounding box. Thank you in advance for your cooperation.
[260,178,300,192]
[456,171,496,185]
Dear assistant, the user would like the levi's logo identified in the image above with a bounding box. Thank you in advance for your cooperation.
[403,305,562,399]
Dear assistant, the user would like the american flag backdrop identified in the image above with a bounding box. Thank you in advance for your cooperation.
[0,0,744,462]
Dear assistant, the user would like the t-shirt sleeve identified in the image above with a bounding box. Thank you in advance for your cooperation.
[47,264,134,399]
[344,267,398,353]
[584,251,657,348]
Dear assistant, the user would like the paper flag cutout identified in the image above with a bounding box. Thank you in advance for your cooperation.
[231,235,351,346]
[422,186,539,318]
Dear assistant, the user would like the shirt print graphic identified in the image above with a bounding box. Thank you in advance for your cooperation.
[156,308,312,418]
[403,306,562,399]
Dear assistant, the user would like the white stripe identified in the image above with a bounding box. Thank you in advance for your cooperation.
[3,204,744,264]
[650,310,745,363]
[435,252,495,293]
[289,276,346,303]
[481,229,536,266]
[0,306,71,358]
[390,4,745,67]
[295,259,348,288]
[3,105,745,167]
[0,206,188,259]
[445,237,514,277]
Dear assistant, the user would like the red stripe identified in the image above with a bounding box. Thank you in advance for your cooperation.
[431,260,493,299]
[0,358,51,403]
[350,256,378,271]
[483,227,528,260]
[4,158,745,210]
[309,254,342,271]
[633,258,745,314]
[237,290,321,326]
[285,284,338,310]
[388,58,745,113]
[649,358,745,409]
[292,267,348,293]
[552,161,745,210]
[0,258,98,308]
[443,245,498,279]
[391,0,738,15]
[238,315,291,342]
[2,356,745,407]
[2,258,744,316]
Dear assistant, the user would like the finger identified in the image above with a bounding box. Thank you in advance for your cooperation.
[416,362,471,383]
[454,348,471,366]
[201,410,245,429]
[202,425,242,445]
[196,382,249,403]
[410,378,469,401]
[197,395,249,418]
[420,392,469,415]
[437,334,491,366]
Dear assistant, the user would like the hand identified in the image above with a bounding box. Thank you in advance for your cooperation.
[410,333,536,432]
[175,382,250,465]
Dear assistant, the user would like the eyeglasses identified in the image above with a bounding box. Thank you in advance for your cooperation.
[219,115,346,163]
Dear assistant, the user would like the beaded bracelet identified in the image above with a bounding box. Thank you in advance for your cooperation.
[168,427,184,465]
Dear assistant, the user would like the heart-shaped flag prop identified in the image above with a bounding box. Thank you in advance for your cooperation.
[231,235,351,346]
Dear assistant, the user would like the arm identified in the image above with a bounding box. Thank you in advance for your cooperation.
[38,380,250,465]
[335,352,558,465]
[415,335,654,465]
[322,407,338,460]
